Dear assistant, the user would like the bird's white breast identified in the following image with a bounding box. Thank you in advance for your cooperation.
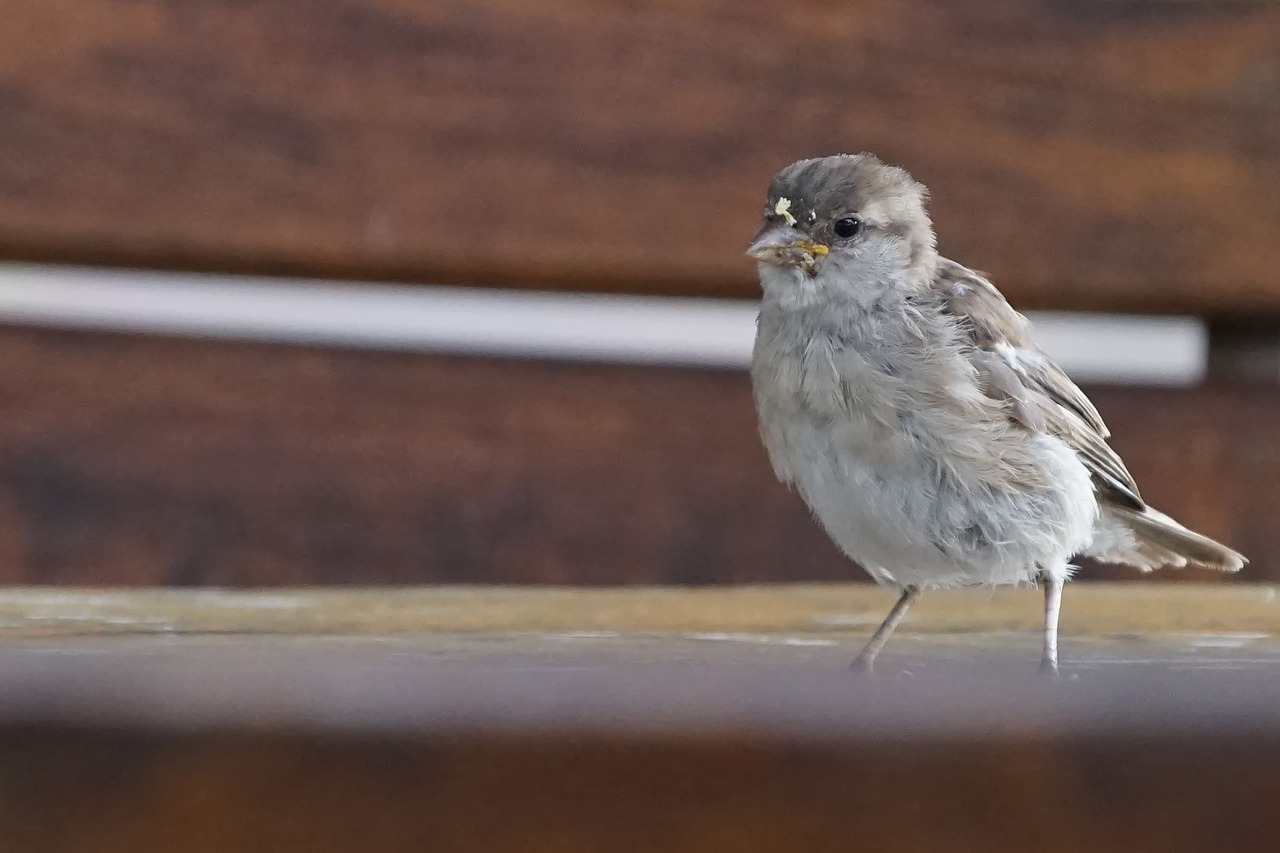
[750,274,1097,589]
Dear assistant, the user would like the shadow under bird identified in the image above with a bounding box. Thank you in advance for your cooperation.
[746,153,1245,674]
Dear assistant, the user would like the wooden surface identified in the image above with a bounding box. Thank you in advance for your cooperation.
[1,1,1279,316]
[1,583,1280,733]
[2,583,1278,637]
[0,325,1268,587]
[3,615,1280,736]
[1,585,1280,851]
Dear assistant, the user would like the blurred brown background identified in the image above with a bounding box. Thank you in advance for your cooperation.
[2,5,1280,850]
[0,0,1278,587]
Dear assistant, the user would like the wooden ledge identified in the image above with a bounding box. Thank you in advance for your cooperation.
[0,583,1275,637]
[0,583,1276,738]
[1,584,1279,851]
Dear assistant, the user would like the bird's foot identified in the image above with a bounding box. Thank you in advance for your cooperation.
[850,656,877,676]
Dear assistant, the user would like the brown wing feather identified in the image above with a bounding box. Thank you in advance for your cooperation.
[934,259,1144,511]
[932,259,1244,571]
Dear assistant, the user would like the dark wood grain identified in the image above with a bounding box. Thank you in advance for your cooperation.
[1,1,1278,315]
[0,325,1270,586]
[0,728,1278,853]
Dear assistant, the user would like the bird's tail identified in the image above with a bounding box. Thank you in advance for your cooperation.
[1089,505,1246,573]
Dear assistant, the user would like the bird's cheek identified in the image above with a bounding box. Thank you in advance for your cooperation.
[756,263,808,295]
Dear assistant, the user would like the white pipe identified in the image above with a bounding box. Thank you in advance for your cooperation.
[0,263,1205,385]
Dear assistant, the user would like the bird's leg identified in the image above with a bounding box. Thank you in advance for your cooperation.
[851,586,920,673]
[1039,571,1064,676]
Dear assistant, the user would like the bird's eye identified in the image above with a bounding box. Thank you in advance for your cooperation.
[833,217,862,239]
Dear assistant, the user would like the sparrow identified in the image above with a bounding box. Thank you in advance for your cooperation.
[746,153,1245,674]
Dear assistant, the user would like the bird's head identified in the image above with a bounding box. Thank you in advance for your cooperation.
[746,153,938,302]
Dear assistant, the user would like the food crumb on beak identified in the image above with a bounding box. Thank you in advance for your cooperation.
[798,242,827,275]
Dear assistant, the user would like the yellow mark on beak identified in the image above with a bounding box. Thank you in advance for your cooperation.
[796,242,828,273]
[774,197,797,227]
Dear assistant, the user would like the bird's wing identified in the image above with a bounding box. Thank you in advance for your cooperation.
[933,259,1145,510]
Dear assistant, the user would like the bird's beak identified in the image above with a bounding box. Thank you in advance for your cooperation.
[745,223,829,269]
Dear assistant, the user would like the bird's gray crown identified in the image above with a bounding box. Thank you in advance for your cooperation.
[765,153,928,228]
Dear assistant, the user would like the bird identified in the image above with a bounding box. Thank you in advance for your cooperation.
[746,153,1245,674]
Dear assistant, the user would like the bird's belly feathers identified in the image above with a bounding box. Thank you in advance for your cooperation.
[756,394,1098,590]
